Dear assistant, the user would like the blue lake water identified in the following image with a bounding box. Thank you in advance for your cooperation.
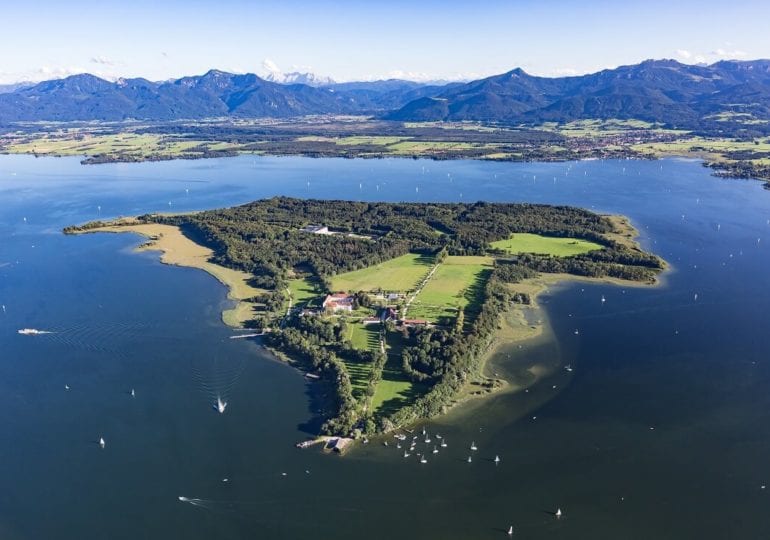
[1,154,769,539]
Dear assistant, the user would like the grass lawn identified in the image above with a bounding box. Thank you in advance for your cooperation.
[371,330,424,414]
[340,355,372,400]
[287,275,321,307]
[347,323,381,352]
[490,233,603,257]
[408,256,494,325]
[330,253,433,293]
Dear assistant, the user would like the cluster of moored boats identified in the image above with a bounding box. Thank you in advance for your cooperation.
[377,426,501,467]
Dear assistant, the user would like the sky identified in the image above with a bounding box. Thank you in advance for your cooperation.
[1,0,770,85]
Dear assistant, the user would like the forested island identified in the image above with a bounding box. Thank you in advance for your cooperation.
[65,197,664,440]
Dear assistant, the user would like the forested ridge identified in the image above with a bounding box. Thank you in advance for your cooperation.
[145,196,659,283]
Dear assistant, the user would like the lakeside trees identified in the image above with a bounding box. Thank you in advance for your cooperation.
[70,197,663,437]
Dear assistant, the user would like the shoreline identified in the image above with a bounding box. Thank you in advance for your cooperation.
[68,220,266,328]
[448,267,664,413]
[445,213,666,415]
[67,209,664,450]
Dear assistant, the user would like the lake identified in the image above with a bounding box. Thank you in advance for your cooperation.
[1,154,769,539]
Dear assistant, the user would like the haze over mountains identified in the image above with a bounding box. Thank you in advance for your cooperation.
[1,59,769,129]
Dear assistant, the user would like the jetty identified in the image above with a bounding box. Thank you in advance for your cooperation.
[229,331,267,339]
[295,436,354,454]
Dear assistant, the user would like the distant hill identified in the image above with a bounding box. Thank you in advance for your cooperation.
[1,60,769,128]
[0,70,447,122]
[0,82,34,94]
[385,59,770,129]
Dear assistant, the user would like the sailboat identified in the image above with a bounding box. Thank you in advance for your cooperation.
[216,396,227,414]
[440,440,447,448]
[470,441,478,451]
[420,455,428,464]
[555,508,562,518]
[99,437,105,449]
[467,455,472,463]
[130,388,135,397]
[432,446,439,454]
[507,525,513,536]
[494,455,501,464]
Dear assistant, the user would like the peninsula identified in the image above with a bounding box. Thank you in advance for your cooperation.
[65,197,664,439]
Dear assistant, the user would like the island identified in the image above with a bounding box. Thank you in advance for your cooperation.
[64,197,665,443]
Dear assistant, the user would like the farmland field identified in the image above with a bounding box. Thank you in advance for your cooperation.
[408,256,494,324]
[490,233,603,257]
[330,253,433,292]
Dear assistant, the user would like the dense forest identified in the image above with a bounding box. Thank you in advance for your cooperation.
[65,197,663,437]
[144,196,659,283]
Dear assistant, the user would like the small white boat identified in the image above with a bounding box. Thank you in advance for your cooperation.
[494,455,501,464]
[403,451,410,458]
[432,446,439,454]
[420,456,428,464]
[470,441,478,451]
[64,384,70,391]
[435,434,442,439]
[555,508,562,518]
[507,525,513,536]
[440,440,447,448]
[130,388,135,397]
[396,443,401,449]
[17,328,52,335]
[601,295,606,303]
[99,437,105,449]
[467,455,472,463]
[424,437,431,443]
[216,397,227,414]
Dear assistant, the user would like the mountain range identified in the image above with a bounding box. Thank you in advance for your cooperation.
[1,59,769,129]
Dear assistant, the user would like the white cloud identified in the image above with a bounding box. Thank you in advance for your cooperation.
[90,55,116,66]
[674,45,749,66]
[261,58,281,74]
[0,65,116,85]
[711,48,747,59]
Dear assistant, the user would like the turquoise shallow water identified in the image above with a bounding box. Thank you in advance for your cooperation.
[1,154,769,539]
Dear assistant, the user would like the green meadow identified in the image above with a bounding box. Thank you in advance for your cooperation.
[490,233,603,257]
[408,256,494,324]
[330,253,434,292]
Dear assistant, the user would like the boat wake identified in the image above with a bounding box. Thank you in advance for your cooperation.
[16,322,147,353]
[191,355,244,414]
[178,496,215,510]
